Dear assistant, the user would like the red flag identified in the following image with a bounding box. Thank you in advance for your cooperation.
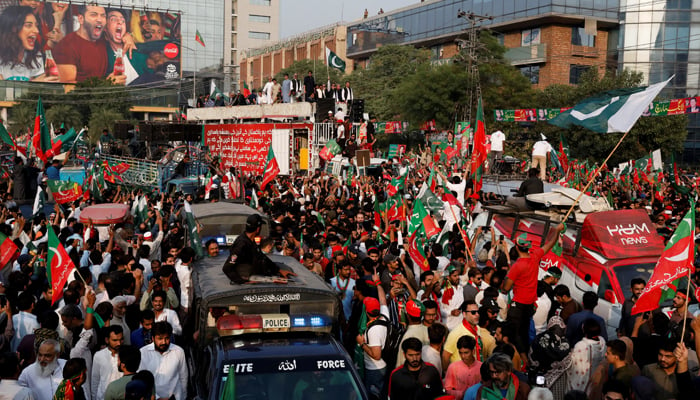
[47,226,74,305]
[32,97,52,162]
[260,145,280,190]
[469,97,487,193]
[632,204,695,314]
[0,232,19,270]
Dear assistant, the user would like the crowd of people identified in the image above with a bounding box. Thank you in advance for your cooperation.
[0,126,699,400]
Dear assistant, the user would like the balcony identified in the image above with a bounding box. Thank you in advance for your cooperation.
[505,43,547,66]
[572,45,599,58]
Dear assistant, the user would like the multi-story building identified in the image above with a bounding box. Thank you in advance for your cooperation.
[239,23,350,89]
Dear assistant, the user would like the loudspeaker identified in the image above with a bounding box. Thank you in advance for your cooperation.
[182,124,202,142]
[350,99,364,122]
[138,122,153,141]
[315,98,335,121]
[113,122,133,139]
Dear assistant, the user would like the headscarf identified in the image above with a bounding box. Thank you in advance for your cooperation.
[528,316,572,387]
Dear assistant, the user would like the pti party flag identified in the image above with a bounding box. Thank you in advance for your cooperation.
[325,47,346,73]
[260,145,280,191]
[0,232,19,270]
[319,139,342,161]
[51,128,83,155]
[549,76,672,133]
[32,97,52,162]
[469,97,487,193]
[184,200,204,259]
[632,203,695,314]
[559,132,570,171]
[407,199,439,271]
[195,30,206,47]
[47,225,74,305]
[242,81,251,97]
[0,123,16,148]
[47,180,82,204]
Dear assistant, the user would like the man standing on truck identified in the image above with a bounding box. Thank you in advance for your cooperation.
[501,223,565,360]
[223,214,295,283]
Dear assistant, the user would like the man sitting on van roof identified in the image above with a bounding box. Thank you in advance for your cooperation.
[223,214,295,283]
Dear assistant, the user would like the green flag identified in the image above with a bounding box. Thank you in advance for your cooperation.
[33,96,52,161]
[32,186,46,218]
[0,123,15,148]
[549,77,672,133]
[220,364,235,399]
[325,47,346,73]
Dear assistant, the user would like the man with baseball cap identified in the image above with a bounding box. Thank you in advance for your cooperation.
[501,224,565,359]
[223,214,294,283]
[356,283,390,399]
[395,299,429,368]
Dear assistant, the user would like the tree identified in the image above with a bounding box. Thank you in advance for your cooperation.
[526,69,688,166]
[88,107,123,144]
[8,101,35,136]
[46,104,83,131]
[348,45,432,120]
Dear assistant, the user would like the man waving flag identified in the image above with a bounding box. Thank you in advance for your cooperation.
[632,201,695,314]
[47,225,75,305]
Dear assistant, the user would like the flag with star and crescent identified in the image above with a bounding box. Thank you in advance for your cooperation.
[632,201,695,314]
[325,47,346,73]
[260,144,280,191]
[47,224,74,305]
[47,179,83,204]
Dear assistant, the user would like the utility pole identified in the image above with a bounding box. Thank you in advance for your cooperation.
[457,10,492,126]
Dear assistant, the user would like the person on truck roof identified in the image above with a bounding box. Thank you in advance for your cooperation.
[506,167,545,211]
[222,214,295,283]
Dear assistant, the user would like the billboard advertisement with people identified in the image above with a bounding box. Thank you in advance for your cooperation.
[0,2,181,85]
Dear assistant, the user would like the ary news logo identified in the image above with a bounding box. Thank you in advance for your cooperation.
[605,223,651,245]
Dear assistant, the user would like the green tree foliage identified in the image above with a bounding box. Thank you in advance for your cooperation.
[8,78,132,142]
[524,69,688,166]
[46,104,82,131]
[348,45,432,121]
[88,107,123,143]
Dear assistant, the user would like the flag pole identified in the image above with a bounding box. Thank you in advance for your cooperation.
[447,204,474,263]
[561,130,631,222]
[680,275,692,342]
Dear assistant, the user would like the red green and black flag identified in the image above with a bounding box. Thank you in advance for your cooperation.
[632,201,695,314]
[260,145,280,191]
[242,82,251,97]
[469,97,487,193]
[32,97,52,162]
[195,30,206,47]
[47,180,83,204]
[47,225,74,305]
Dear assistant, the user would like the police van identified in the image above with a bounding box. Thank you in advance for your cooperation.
[188,253,367,400]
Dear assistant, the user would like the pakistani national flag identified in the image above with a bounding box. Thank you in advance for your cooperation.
[416,182,443,214]
[325,47,346,73]
[47,225,74,305]
[632,202,695,314]
[184,201,204,259]
[260,145,280,191]
[47,180,82,204]
[549,76,672,133]
[32,186,46,218]
[0,123,16,148]
[32,97,52,162]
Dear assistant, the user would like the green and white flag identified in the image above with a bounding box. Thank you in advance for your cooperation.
[549,76,672,133]
[325,47,346,73]
[32,186,46,218]
[184,201,204,259]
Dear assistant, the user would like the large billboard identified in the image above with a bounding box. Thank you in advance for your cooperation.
[0,3,181,85]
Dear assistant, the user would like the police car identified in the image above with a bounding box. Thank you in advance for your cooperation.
[188,253,367,400]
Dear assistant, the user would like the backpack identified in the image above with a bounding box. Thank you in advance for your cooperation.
[367,315,405,368]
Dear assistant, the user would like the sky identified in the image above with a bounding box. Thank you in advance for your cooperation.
[280,0,418,39]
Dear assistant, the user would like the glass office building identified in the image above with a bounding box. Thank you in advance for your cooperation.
[347,0,620,57]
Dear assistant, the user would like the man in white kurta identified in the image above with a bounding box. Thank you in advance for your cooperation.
[139,321,187,400]
[18,340,65,400]
[91,326,124,399]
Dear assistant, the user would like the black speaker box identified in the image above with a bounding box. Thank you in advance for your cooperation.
[315,98,335,120]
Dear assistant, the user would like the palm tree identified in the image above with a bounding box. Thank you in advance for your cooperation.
[8,101,36,136]
[46,104,83,130]
[88,107,123,144]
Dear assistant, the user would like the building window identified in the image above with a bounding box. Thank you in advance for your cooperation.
[249,0,271,5]
[519,65,540,84]
[249,14,271,23]
[249,31,271,40]
[570,65,592,84]
[572,27,595,47]
[521,28,541,46]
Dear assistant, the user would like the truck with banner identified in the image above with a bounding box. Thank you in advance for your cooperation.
[204,122,314,175]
